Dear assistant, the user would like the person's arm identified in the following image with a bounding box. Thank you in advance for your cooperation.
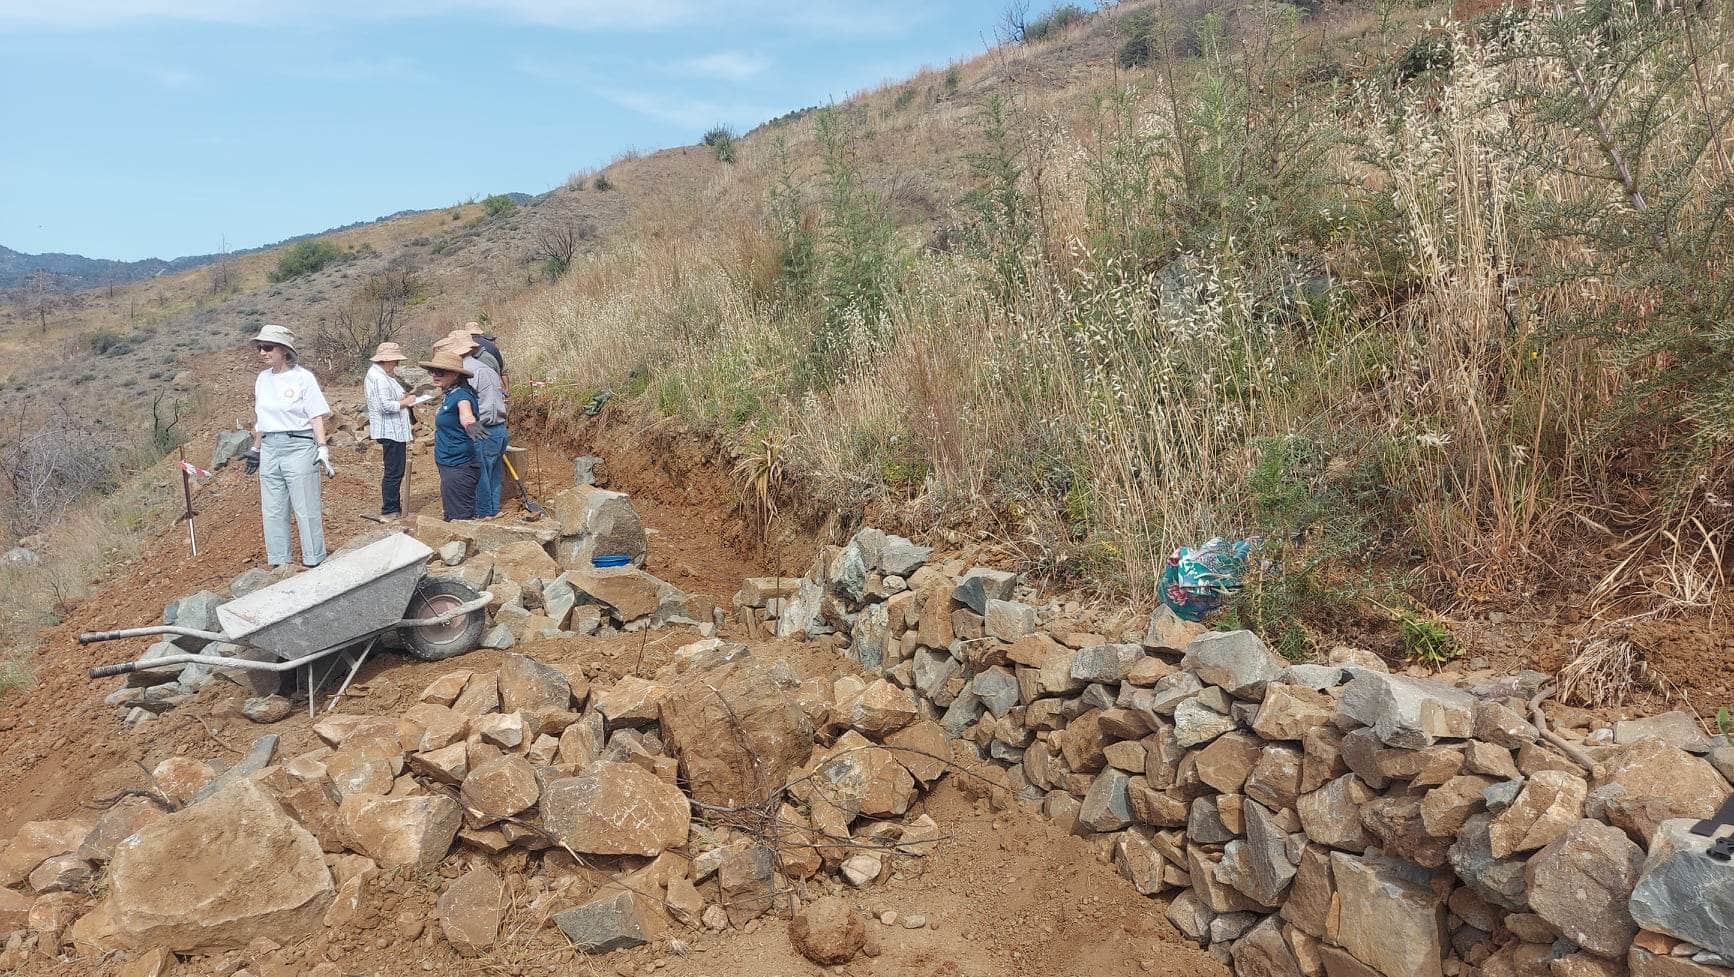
[458,396,485,439]
[369,372,404,415]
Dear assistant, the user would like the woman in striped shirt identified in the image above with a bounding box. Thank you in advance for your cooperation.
[363,342,417,520]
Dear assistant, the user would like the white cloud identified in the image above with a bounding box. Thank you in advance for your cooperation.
[596,87,774,131]
[668,50,768,82]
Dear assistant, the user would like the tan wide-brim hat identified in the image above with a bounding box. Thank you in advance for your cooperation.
[252,323,298,352]
[418,350,473,377]
[464,321,487,335]
[370,341,407,363]
[442,330,479,354]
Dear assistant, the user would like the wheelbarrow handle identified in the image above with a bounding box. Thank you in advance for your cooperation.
[90,661,147,678]
[398,593,492,628]
[78,626,229,645]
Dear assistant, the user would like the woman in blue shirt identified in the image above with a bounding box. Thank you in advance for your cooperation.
[417,349,486,521]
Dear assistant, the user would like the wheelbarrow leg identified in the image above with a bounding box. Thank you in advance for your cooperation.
[327,637,380,715]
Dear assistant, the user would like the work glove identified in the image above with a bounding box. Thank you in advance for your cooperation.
[243,449,260,476]
[317,445,336,477]
[464,422,487,442]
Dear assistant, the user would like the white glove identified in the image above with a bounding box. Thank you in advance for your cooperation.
[317,445,335,477]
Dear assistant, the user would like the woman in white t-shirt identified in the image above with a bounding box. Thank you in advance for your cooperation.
[249,324,333,567]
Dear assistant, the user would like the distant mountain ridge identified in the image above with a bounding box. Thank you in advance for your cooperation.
[0,192,532,291]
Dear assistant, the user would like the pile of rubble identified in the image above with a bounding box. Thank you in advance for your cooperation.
[747,526,1734,977]
[3,643,956,969]
[105,483,713,724]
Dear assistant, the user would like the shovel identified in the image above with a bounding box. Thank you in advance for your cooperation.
[502,447,545,517]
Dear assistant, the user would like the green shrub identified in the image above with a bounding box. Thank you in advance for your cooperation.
[87,331,126,355]
[267,239,343,283]
[594,174,615,191]
[893,89,917,111]
[481,194,517,219]
[944,67,960,93]
[703,126,738,163]
[1399,613,1457,668]
[1024,3,1087,42]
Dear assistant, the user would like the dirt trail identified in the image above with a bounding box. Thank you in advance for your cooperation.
[0,394,1224,977]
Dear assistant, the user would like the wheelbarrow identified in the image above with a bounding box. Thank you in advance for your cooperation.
[79,533,491,716]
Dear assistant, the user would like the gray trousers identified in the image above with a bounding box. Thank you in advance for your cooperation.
[259,432,326,567]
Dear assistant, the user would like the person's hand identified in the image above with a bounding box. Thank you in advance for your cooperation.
[243,449,260,476]
[399,394,418,407]
[317,445,336,476]
[463,422,487,442]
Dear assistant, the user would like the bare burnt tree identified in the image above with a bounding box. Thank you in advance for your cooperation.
[1,426,120,536]
[17,272,62,332]
[999,0,1032,42]
[533,216,597,279]
[309,267,421,377]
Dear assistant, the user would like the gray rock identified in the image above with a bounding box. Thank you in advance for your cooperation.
[1448,812,1530,911]
[1484,778,1524,813]
[1173,696,1237,748]
[828,543,869,605]
[480,624,515,650]
[984,599,1037,642]
[1150,672,1204,715]
[1077,769,1134,832]
[241,695,292,724]
[552,891,652,953]
[1339,671,1476,748]
[3,546,39,566]
[1279,664,1345,691]
[1219,800,1296,906]
[190,734,279,805]
[912,649,959,699]
[773,579,825,639]
[953,568,1016,615]
[211,430,253,471]
[1524,818,1641,958]
[1628,818,1734,957]
[1473,700,1540,747]
[1330,852,1446,977]
[439,541,468,566]
[1181,630,1284,700]
[542,579,578,629]
[126,639,188,688]
[1166,889,1215,943]
[1614,711,1709,751]
[877,536,931,577]
[1711,746,1734,784]
[940,689,984,738]
[1071,644,1147,684]
[1231,917,1304,977]
[970,667,1019,718]
[1210,911,1260,943]
[1188,795,1237,845]
[170,591,224,650]
[572,456,601,486]
[849,603,890,673]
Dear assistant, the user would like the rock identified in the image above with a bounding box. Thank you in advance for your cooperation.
[878,536,931,576]
[541,763,690,856]
[1167,888,1215,942]
[460,756,541,826]
[1629,819,1734,957]
[27,855,92,894]
[884,720,949,784]
[408,743,470,786]
[437,865,507,958]
[78,796,167,864]
[841,853,883,887]
[970,667,1020,718]
[1594,737,1730,831]
[1421,775,1498,837]
[984,600,1037,642]
[1615,712,1707,750]
[1448,813,1530,911]
[953,567,1016,614]
[1360,795,1452,869]
[0,819,93,886]
[1115,830,1168,895]
[1245,745,1303,811]
[721,845,782,924]
[1490,770,1587,858]
[339,794,463,871]
[1181,630,1285,699]
[1234,917,1305,977]
[834,679,919,736]
[211,430,252,470]
[567,567,663,621]
[240,695,292,724]
[1474,700,1539,748]
[471,711,529,749]
[1524,819,1641,958]
[1071,644,1147,684]
[109,781,333,951]
[827,542,869,604]
[550,485,647,567]
[1078,769,1134,832]
[1174,696,1238,748]
[480,624,515,650]
[592,675,668,725]
[1253,683,1337,741]
[659,659,814,808]
[1331,852,1446,977]
[665,876,704,927]
[553,890,659,953]
[1197,731,1264,793]
[1221,800,1298,906]
[324,748,397,799]
[152,756,218,807]
[438,540,468,566]
[1144,605,1207,652]
[807,732,918,820]
[790,896,866,965]
[489,539,560,585]
[497,653,571,713]
[1281,845,1335,938]
[1299,774,1377,851]
[1338,672,1475,748]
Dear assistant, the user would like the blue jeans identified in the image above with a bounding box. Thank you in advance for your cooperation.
[473,424,507,517]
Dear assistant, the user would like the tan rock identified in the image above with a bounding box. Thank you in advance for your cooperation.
[324,748,398,799]
[29,855,93,894]
[151,757,218,808]
[418,669,473,706]
[1245,745,1304,811]
[1490,769,1587,858]
[1421,775,1498,837]
[1360,795,1451,869]
[567,567,662,621]
[0,887,32,930]
[789,895,865,965]
[1525,819,1641,959]
[1280,845,1335,939]
[1057,709,1107,773]
[498,653,572,714]
[470,712,529,750]
[1196,731,1263,793]
[116,946,170,977]
[1331,852,1446,977]
[658,659,814,807]
[884,720,948,785]
[399,702,466,754]
[1298,775,1376,851]
[665,876,704,928]
[541,762,690,856]
[490,540,559,584]
[805,732,917,821]
[1465,741,1520,779]
[437,866,507,958]
[1254,684,1338,741]
[311,714,401,751]
[460,756,541,826]
[1594,737,1729,828]
[450,672,501,718]
[109,781,333,952]
[1104,740,1148,773]
[593,675,669,726]
[1302,726,1348,794]
[0,819,93,887]
[833,679,919,737]
[339,794,463,870]
[407,742,470,785]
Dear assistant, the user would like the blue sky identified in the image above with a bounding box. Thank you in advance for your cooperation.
[0,1,1011,260]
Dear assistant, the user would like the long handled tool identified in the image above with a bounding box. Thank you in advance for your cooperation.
[501,448,544,517]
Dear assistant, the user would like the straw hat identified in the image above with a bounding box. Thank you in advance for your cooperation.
[463,321,487,335]
[370,341,407,363]
[442,330,479,354]
[417,349,473,377]
[252,323,299,352]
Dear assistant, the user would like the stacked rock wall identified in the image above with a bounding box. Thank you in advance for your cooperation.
[744,527,1734,977]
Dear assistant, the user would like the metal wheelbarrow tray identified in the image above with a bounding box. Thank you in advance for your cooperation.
[80,533,492,714]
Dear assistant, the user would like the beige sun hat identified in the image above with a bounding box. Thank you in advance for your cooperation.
[463,321,487,335]
[442,330,479,354]
[370,341,407,363]
[417,349,473,377]
[252,323,298,352]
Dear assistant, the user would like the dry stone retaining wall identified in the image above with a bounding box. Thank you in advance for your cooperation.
[741,527,1734,977]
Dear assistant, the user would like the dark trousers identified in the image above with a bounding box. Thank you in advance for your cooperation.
[380,439,407,515]
[439,463,479,522]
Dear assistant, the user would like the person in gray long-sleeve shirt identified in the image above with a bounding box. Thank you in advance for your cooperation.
[438,330,507,517]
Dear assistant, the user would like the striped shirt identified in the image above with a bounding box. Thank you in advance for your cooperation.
[363,364,412,442]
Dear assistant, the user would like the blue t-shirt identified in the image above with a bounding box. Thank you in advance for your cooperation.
[433,386,480,468]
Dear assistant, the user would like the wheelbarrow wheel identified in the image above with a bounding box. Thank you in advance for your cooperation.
[399,577,486,661]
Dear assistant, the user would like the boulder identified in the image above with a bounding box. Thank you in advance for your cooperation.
[1181,630,1285,700]
[1338,672,1475,748]
[437,865,507,958]
[1421,775,1498,837]
[1220,800,1298,905]
[1077,769,1134,832]
[658,659,814,808]
[1281,845,1335,938]
[806,732,918,821]
[1360,794,1452,869]
[541,763,690,856]
[1490,770,1587,858]
[550,486,647,567]
[1071,644,1147,684]
[1173,696,1238,748]
[1448,813,1530,912]
[789,896,866,965]
[339,794,463,870]
[1628,819,1734,957]
[567,567,664,622]
[884,720,949,785]
[109,781,333,951]
[1253,683,1337,741]
[152,756,218,807]
[78,797,167,864]
[1593,737,1729,830]
[28,855,93,894]
[1613,712,1706,750]
[553,890,660,953]
[498,653,572,713]
[984,600,1037,642]
[877,535,931,576]
[1144,605,1208,653]
[1167,889,1215,942]
[953,568,1016,615]
[1196,731,1263,794]
[593,675,668,726]
[1331,852,1446,977]
[1115,830,1168,895]
[459,756,541,826]
[1524,819,1641,958]
[1233,917,1305,977]
[0,820,94,886]
[1299,774,1377,851]
[833,679,919,737]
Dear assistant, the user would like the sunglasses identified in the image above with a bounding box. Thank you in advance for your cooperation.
[255,343,281,353]
[428,368,452,377]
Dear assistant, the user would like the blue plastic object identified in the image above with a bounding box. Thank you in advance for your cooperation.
[591,554,632,569]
